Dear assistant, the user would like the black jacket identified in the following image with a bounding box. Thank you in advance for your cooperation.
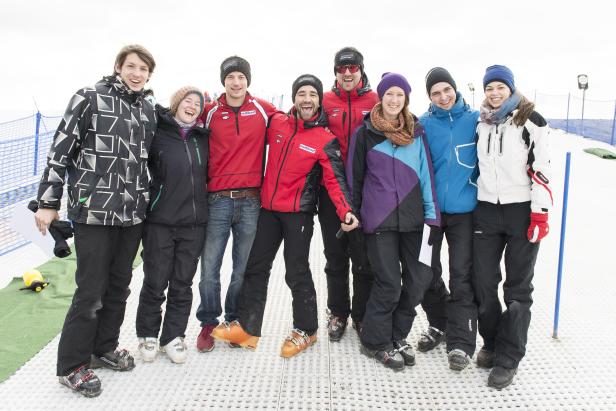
[37,76,157,226]
[146,105,209,226]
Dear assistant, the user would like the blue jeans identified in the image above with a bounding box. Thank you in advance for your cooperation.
[196,193,260,326]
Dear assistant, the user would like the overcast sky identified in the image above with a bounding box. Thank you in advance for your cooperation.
[1,0,614,121]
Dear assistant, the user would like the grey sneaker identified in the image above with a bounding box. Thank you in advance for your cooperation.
[138,337,158,362]
[58,365,102,398]
[393,340,416,366]
[161,337,187,364]
[90,349,135,371]
[417,326,445,352]
[360,345,405,371]
[448,349,471,371]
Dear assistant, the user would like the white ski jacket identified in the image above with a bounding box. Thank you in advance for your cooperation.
[476,110,552,213]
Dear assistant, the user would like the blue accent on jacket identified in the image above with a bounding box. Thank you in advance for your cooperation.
[420,93,479,214]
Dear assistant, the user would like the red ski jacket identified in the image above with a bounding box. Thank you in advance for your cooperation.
[261,109,352,220]
[322,78,379,163]
[203,93,276,192]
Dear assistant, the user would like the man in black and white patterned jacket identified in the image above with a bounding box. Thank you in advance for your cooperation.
[34,45,157,398]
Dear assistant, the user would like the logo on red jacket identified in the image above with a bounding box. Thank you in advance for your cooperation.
[299,144,316,154]
[241,110,256,116]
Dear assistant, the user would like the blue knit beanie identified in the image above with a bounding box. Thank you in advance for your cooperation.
[483,65,515,92]
[377,72,411,99]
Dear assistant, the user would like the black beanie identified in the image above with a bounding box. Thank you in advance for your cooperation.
[220,56,251,87]
[334,47,364,74]
[425,67,457,94]
[292,74,323,105]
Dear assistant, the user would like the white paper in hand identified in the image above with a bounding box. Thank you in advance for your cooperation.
[418,223,433,266]
[8,204,56,258]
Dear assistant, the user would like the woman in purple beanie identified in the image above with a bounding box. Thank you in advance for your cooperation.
[473,64,552,389]
[346,72,440,371]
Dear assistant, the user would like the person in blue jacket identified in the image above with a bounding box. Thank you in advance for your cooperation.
[418,67,479,371]
[347,72,440,371]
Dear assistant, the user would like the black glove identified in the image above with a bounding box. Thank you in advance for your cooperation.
[427,225,442,246]
[27,200,74,258]
[49,220,73,257]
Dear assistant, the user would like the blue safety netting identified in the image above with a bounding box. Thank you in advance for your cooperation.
[0,114,62,255]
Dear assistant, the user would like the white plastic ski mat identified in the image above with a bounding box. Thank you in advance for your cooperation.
[0,221,614,410]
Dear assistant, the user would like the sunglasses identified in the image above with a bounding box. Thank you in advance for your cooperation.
[335,64,360,74]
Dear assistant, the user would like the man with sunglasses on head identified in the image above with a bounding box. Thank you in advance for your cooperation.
[320,47,379,342]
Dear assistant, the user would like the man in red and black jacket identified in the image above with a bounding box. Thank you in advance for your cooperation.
[195,56,277,353]
[210,74,359,359]
[320,47,379,341]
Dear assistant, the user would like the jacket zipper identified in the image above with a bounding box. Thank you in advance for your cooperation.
[193,138,202,165]
[150,184,163,210]
[234,111,240,135]
[346,94,352,153]
[270,120,299,209]
[497,124,503,156]
[445,112,453,210]
[184,140,198,225]
[487,131,492,154]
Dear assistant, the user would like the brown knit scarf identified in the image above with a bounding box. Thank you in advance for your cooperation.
[370,102,415,146]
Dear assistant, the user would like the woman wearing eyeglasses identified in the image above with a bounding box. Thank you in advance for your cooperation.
[473,65,552,389]
[346,72,440,371]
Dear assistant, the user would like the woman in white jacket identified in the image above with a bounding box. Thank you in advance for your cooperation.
[473,65,552,389]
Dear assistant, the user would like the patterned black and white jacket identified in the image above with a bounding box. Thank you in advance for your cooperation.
[36,76,157,226]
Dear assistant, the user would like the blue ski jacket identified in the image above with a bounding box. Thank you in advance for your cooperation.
[420,93,479,214]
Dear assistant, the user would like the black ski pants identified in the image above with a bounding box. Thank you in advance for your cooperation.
[238,209,317,336]
[136,223,206,346]
[421,212,477,355]
[360,231,432,351]
[318,189,373,323]
[57,223,142,376]
[472,201,539,369]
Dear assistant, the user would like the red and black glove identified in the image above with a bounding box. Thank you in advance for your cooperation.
[527,212,549,243]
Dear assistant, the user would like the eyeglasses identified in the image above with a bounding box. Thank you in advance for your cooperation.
[335,64,360,74]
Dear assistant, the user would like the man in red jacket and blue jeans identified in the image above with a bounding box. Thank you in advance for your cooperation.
[195,56,276,352]
[321,47,379,341]
[210,74,359,358]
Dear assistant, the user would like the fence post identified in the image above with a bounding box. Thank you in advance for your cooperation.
[610,100,616,146]
[553,152,571,339]
[33,111,41,176]
[565,93,570,133]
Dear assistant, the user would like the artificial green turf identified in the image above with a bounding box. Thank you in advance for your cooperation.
[0,246,142,383]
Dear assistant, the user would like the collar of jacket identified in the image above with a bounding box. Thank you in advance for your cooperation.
[156,104,207,138]
[289,107,329,130]
[427,92,471,119]
[331,72,373,98]
[216,91,255,109]
[100,75,148,104]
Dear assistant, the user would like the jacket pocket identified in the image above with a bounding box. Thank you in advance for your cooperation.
[455,142,477,169]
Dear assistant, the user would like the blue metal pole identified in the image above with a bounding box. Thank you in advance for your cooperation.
[33,111,41,176]
[566,93,570,133]
[553,151,571,339]
[610,100,616,146]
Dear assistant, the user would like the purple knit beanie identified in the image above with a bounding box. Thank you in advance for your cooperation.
[376,72,411,99]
